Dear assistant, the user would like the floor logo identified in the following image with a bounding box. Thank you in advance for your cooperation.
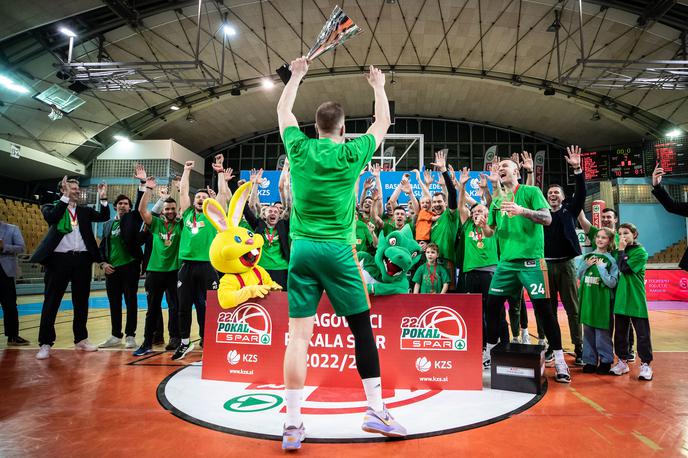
[216,302,272,345]
[159,366,544,441]
[415,356,431,372]
[400,306,467,351]
[223,394,282,412]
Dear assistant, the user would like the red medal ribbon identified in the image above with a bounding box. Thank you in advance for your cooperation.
[265,227,275,244]
[68,207,77,225]
[164,220,175,240]
[427,262,437,291]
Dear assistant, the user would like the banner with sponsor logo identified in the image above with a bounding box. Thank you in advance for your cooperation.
[534,150,545,190]
[645,269,688,301]
[202,291,483,390]
[240,170,492,205]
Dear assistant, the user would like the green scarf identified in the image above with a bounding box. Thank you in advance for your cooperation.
[55,200,74,234]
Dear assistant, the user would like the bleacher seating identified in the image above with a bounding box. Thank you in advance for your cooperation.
[0,196,48,254]
[649,239,687,264]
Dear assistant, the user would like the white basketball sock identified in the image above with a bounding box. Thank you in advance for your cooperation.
[554,349,565,364]
[181,338,189,345]
[362,377,384,412]
[285,389,303,427]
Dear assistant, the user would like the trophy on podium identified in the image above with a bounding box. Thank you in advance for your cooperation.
[276,5,362,84]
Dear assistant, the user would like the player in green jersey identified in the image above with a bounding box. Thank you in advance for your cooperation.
[277,57,406,450]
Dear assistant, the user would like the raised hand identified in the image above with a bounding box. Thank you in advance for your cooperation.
[510,153,523,169]
[365,65,385,89]
[363,177,375,190]
[184,160,194,171]
[158,186,170,199]
[212,154,224,173]
[97,182,108,199]
[171,176,181,192]
[250,168,264,184]
[369,163,381,177]
[423,169,434,187]
[60,176,69,196]
[206,187,217,199]
[459,167,471,186]
[652,163,664,186]
[487,160,500,185]
[134,164,147,181]
[479,173,488,189]
[399,176,412,194]
[370,188,380,201]
[431,150,447,172]
[565,145,582,170]
[145,176,156,189]
[521,151,534,172]
[224,168,235,182]
[290,56,309,80]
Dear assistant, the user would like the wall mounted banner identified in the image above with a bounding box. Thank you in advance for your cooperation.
[202,291,483,390]
[534,150,545,190]
[240,170,492,205]
[645,269,688,301]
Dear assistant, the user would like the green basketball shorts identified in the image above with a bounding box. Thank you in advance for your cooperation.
[488,258,550,299]
[287,239,371,318]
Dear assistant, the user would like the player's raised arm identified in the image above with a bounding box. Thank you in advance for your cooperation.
[277,57,309,138]
[364,66,391,150]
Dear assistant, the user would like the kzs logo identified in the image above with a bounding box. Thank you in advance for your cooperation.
[414,356,453,373]
[227,349,240,365]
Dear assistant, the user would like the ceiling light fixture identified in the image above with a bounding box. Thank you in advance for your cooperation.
[58,27,77,38]
[170,104,180,111]
[113,134,129,142]
[0,74,30,94]
[666,129,682,138]
[223,24,237,36]
[262,78,275,89]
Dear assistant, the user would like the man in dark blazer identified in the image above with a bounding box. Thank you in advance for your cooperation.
[98,165,147,349]
[652,164,688,271]
[0,219,28,345]
[32,176,110,359]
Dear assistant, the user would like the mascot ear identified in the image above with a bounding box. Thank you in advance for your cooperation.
[399,224,414,239]
[203,198,229,232]
[226,181,253,227]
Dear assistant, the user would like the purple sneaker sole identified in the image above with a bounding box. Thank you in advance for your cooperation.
[282,425,305,450]
[361,409,407,437]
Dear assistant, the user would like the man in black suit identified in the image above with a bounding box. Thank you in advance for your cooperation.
[32,176,110,359]
[652,164,688,271]
[98,164,147,349]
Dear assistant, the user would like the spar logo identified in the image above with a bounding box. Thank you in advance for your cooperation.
[400,306,467,351]
[216,303,272,345]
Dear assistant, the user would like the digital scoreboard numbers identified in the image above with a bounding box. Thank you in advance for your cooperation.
[610,146,644,177]
[567,150,609,184]
[653,139,688,176]
[579,150,608,181]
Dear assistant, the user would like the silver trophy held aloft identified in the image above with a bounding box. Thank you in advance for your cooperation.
[276,5,362,84]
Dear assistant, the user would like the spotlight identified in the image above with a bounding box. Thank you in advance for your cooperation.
[223,24,237,36]
[59,27,77,38]
[544,86,555,96]
[113,134,129,142]
[666,129,682,138]
[0,74,30,94]
[170,105,180,111]
[262,78,275,89]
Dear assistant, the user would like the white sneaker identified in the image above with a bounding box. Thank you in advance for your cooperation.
[36,344,51,360]
[610,360,629,376]
[520,329,531,345]
[124,336,137,349]
[482,349,491,370]
[98,335,121,348]
[638,363,653,381]
[554,361,571,383]
[76,339,98,352]
[510,337,520,344]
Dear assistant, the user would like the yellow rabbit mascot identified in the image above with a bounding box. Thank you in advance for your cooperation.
[203,182,282,309]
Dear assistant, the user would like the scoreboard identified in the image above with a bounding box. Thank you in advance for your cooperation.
[644,138,688,176]
[609,145,644,178]
[567,139,687,185]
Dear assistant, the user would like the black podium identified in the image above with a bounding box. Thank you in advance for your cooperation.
[490,342,546,394]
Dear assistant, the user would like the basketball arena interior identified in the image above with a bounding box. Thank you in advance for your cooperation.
[0,0,687,456]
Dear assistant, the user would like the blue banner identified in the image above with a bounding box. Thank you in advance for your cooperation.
[239,170,491,205]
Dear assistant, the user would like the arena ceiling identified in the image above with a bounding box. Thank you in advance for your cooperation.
[0,0,687,172]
